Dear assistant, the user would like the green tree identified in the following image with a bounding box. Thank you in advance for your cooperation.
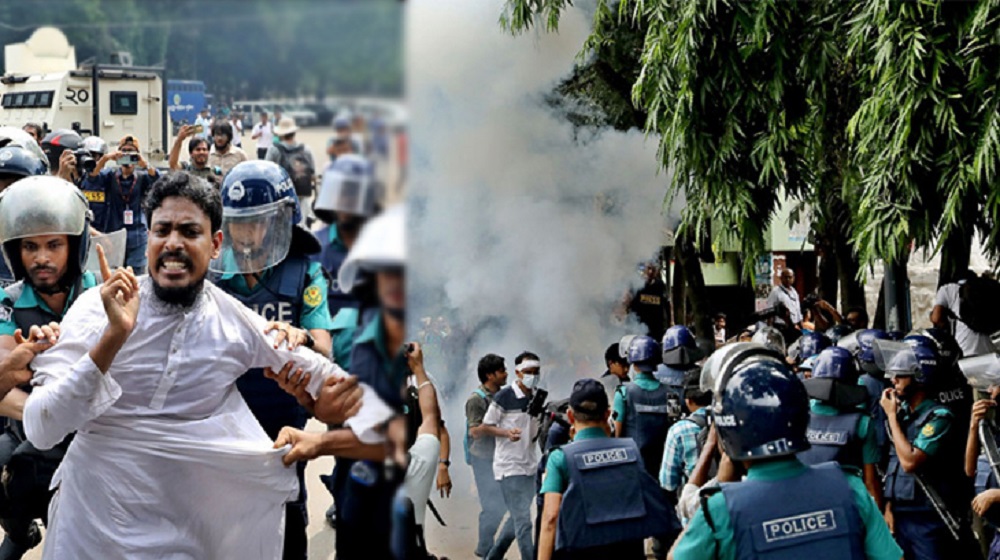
[502,0,1000,332]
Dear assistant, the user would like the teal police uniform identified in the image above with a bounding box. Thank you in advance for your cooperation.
[672,458,902,560]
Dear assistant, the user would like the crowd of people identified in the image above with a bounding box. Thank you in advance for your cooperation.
[0,117,451,560]
[464,267,1000,560]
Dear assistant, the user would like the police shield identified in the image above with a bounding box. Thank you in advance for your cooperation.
[210,199,295,275]
[85,228,126,279]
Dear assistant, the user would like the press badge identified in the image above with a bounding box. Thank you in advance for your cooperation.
[124,210,133,225]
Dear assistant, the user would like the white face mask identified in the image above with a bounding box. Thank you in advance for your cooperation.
[520,374,538,390]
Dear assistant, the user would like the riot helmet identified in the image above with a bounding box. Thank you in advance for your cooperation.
[627,335,660,372]
[714,352,810,460]
[750,324,786,355]
[912,327,963,371]
[0,145,47,188]
[874,339,940,386]
[0,176,91,287]
[825,323,854,344]
[0,126,49,175]
[700,342,783,394]
[855,328,891,374]
[315,155,383,225]
[618,335,637,359]
[337,204,405,293]
[40,129,83,171]
[661,325,702,367]
[804,346,867,407]
[211,160,320,275]
[795,332,832,363]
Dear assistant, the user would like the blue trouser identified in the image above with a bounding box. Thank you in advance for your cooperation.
[990,532,1000,560]
[472,455,514,557]
[488,475,534,560]
[895,509,981,560]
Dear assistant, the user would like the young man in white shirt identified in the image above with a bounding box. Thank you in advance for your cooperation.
[251,112,274,160]
[479,351,543,560]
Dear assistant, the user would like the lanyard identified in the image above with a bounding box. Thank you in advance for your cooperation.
[114,171,137,205]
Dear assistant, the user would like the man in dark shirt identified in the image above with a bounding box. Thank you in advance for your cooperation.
[628,261,669,340]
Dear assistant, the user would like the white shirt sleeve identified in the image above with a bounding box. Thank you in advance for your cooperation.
[226,294,394,444]
[482,401,502,427]
[23,294,123,450]
[933,283,958,309]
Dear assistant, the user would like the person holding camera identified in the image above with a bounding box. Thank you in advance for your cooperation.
[479,352,544,560]
[80,134,158,273]
[169,125,222,189]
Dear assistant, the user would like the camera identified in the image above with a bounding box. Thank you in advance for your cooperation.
[72,149,96,173]
[118,153,139,166]
[802,293,820,308]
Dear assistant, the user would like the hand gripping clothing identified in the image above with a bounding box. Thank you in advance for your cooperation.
[22,279,393,560]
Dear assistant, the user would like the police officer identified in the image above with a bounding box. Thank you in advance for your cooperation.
[964,380,1000,559]
[851,328,893,467]
[798,346,883,505]
[311,155,384,526]
[614,335,672,479]
[878,339,982,559]
[313,154,382,319]
[669,344,902,560]
[211,161,334,560]
[656,325,703,388]
[0,176,97,559]
[327,205,408,560]
[537,378,680,560]
[0,141,47,288]
[907,329,973,438]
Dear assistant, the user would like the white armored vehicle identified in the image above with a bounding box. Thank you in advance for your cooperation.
[0,27,169,165]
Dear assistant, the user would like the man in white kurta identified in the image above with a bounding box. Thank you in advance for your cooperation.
[22,172,394,559]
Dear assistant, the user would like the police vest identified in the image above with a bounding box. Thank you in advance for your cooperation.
[722,462,866,560]
[1,279,81,465]
[555,437,676,551]
[623,382,673,478]
[226,257,310,440]
[884,402,970,513]
[798,412,863,469]
[314,226,359,318]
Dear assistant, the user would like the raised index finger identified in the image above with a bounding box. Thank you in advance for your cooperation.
[97,244,112,281]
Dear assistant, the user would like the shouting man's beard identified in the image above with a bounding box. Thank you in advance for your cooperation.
[151,250,204,307]
[151,276,204,308]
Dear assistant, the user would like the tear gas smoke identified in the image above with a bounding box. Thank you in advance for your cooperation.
[408,0,681,402]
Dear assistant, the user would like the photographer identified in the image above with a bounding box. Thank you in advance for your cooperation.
[801,292,843,333]
[80,135,158,272]
[169,125,222,189]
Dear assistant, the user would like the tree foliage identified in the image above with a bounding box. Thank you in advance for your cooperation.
[0,0,403,100]
[502,0,1000,277]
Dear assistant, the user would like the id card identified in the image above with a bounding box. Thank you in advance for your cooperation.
[124,210,134,225]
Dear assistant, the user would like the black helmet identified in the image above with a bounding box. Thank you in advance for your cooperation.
[714,353,810,461]
[41,129,84,170]
[0,145,47,181]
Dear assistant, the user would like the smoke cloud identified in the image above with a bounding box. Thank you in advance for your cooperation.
[408,0,677,400]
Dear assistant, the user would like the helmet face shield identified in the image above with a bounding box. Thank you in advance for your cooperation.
[210,200,295,274]
[316,174,380,217]
[874,339,920,379]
